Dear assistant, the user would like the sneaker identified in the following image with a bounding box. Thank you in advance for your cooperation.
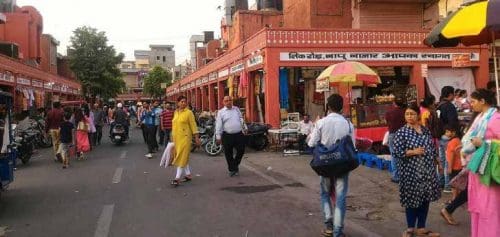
[229,171,237,177]
[145,153,153,158]
[443,188,452,193]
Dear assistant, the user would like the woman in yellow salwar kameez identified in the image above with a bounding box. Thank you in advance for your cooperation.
[171,96,200,187]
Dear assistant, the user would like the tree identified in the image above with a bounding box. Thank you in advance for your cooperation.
[143,66,172,99]
[68,26,125,100]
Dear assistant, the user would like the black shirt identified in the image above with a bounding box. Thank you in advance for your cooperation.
[437,100,459,128]
[60,121,74,143]
[113,109,128,125]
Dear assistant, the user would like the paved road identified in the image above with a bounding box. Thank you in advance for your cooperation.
[0,127,326,237]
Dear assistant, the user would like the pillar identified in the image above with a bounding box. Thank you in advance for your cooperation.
[201,85,208,111]
[474,46,490,88]
[217,80,225,108]
[196,87,202,110]
[263,50,280,128]
[410,63,425,102]
[208,83,216,111]
[245,72,255,122]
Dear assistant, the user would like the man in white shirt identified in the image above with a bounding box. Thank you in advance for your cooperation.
[307,94,354,237]
[215,96,248,177]
[298,114,313,152]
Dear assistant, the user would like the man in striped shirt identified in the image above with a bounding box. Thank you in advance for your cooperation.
[160,103,174,145]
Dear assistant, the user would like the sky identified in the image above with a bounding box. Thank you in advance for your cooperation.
[16,0,254,63]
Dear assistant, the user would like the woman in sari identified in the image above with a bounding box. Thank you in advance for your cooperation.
[74,106,90,160]
[170,96,200,187]
[460,89,500,237]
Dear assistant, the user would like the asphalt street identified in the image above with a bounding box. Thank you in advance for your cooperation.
[0,127,325,237]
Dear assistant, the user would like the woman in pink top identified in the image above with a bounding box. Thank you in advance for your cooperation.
[461,89,500,237]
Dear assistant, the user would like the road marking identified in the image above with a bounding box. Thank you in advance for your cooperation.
[120,151,127,159]
[94,204,114,237]
[112,168,123,184]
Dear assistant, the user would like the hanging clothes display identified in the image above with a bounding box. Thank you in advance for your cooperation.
[238,71,248,98]
[254,73,261,95]
[279,68,289,109]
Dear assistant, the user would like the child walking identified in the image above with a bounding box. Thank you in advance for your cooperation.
[59,112,75,168]
[444,125,462,200]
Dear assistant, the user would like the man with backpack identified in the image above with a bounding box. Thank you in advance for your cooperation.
[437,86,459,193]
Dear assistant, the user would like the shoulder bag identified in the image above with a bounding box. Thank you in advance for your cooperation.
[310,118,359,178]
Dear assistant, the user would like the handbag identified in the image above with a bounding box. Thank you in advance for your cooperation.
[310,118,359,178]
[449,169,469,191]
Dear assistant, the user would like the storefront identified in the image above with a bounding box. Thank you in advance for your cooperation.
[0,55,81,113]
[166,29,489,142]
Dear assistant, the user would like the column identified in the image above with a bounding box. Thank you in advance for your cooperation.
[217,80,225,108]
[410,63,425,102]
[263,50,280,128]
[208,83,215,111]
[201,85,208,111]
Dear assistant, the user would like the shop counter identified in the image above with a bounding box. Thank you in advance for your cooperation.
[355,127,388,142]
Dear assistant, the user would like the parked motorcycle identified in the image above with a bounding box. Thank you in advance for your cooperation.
[245,123,271,151]
[12,124,36,164]
[31,118,52,148]
[110,123,127,145]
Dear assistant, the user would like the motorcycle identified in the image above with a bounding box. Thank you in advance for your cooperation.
[204,133,223,156]
[110,123,127,145]
[31,118,52,148]
[245,123,271,151]
[12,124,36,165]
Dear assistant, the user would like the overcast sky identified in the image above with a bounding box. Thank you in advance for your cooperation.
[16,0,254,63]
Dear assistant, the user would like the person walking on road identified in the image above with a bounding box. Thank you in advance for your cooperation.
[385,96,407,183]
[437,86,459,193]
[141,103,156,158]
[215,96,248,177]
[307,94,354,237]
[392,104,442,237]
[46,101,64,162]
[171,96,200,187]
[59,112,75,169]
[92,103,105,145]
[74,106,91,160]
[160,103,174,145]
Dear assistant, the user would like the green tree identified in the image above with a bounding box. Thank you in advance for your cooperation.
[68,26,125,100]
[143,66,172,99]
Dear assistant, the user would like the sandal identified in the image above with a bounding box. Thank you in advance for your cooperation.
[416,228,440,237]
[170,179,180,187]
[182,176,192,182]
[440,208,458,225]
[321,229,333,237]
[402,228,414,237]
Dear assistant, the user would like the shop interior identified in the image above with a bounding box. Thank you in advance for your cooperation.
[280,66,415,128]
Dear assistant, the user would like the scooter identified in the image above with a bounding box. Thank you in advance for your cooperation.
[110,123,127,145]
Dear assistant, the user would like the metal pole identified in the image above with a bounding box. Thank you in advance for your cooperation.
[493,32,500,105]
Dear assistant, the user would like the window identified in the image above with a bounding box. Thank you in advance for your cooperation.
[163,56,166,62]
[157,56,160,61]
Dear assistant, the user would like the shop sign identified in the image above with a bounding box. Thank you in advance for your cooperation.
[421,64,428,78]
[315,77,330,92]
[61,86,68,92]
[195,79,202,86]
[218,69,228,78]
[452,54,471,68]
[247,55,263,68]
[280,52,480,62]
[209,72,217,81]
[53,84,61,91]
[230,63,244,74]
[44,82,53,89]
[32,80,43,88]
[1,72,14,83]
[16,77,31,85]
[201,76,209,84]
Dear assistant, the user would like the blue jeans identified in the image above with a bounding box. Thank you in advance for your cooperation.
[439,138,450,189]
[388,133,399,181]
[320,174,349,237]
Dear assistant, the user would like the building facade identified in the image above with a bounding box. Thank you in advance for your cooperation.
[149,44,175,69]
[166,0,488,142]
[0,3,81,111]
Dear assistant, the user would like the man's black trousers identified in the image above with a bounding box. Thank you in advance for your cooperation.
[222,132,246,172]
